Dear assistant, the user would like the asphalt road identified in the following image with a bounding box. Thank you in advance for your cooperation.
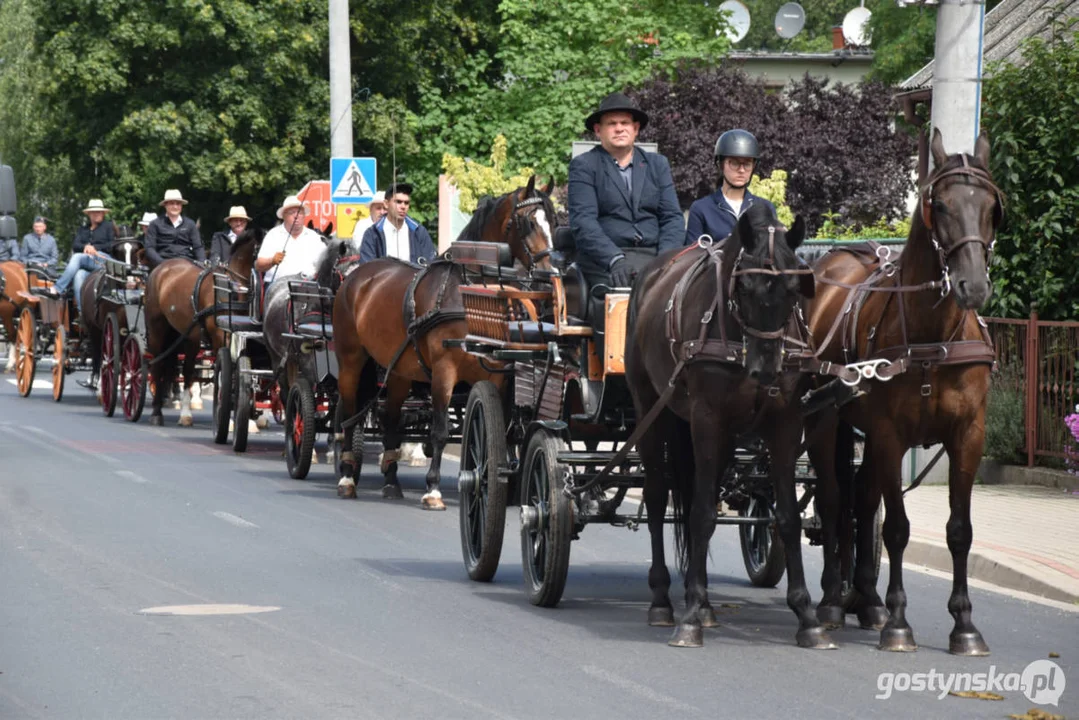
[1,370,1076,719]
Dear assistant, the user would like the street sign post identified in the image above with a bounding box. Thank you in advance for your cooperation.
[296,180,335,234]
[330,157,377,204]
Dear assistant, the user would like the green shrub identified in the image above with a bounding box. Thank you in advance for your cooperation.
[984,364,1026,464]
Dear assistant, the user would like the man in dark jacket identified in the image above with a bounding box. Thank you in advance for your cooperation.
[568,92,685,289]
[20,216,59,270]
[358,183,436,264]
[43,199,116,311]
[144,189,206,269]
[210,206,251,265]
[686,129,776,246]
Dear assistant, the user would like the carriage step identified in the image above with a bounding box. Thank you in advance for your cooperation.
[240,368,275,377]
[556,451,641,466]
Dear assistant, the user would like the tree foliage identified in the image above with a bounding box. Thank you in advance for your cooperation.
[982,19,1079,321]
[442,135,535,213]
[628,65,914,234]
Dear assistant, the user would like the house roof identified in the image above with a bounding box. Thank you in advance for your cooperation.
[900,0,1079,90]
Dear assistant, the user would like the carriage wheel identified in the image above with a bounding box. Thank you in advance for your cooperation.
[233,355,251,453]
[520,428,573,607]
[51,325,67,402]
[458,381,509,582]
[121,334,148,423]
[15,306,36,397]
[739,495,787,588]
[285,378,317,480]
[212,348,233,444]
[100,314,120,416]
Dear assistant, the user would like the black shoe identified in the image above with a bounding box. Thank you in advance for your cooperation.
[40,286,62,298]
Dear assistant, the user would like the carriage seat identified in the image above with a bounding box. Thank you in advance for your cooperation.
[553,226,576,267]
[217,315,262,333]
[507,321,557,345]
[447,241,514,276]
[561,262,589,323]
[295,311,333,339]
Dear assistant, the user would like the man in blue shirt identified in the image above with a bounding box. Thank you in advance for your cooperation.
[21,216,59,270]
[358,183,436,264]
[685,129,776,246]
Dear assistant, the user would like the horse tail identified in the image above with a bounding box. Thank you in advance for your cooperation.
[668,416,695,577]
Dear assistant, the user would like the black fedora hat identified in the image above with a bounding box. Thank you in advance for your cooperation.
[584,92,649,133]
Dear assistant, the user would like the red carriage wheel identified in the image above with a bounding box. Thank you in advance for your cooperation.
[52,325,66,402]
[15,306,36,397]
[100,313,121,416]
[120,334,148,422]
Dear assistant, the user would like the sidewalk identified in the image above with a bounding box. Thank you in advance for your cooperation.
[903,483,1079,605]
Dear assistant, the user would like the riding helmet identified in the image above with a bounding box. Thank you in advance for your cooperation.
[714,129,760,164]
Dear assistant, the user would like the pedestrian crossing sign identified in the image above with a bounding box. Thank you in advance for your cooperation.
[330,157,377,204]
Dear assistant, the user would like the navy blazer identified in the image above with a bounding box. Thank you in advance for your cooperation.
[145,216,206,266]
[73,222,116,255]
[568,145,685,276]
[359,217,436,265]
[686,189,776,246]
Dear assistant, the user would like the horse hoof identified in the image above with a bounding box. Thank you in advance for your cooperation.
[816,605,845,630]
[382,484,404,500]
[337,479,356,499]
[858,605,890,631]
[878,625,918,652]
[150,415,164,427]
[178,415,194,427]
[648,605,675,627]
[248,420,259,435]
[699,606,719,628]
[420,494,445,511]
[190,398,204,411]
[795,626,838,650]
[256,415,270,430]
[668,624,704,648]
[949,631,990,656]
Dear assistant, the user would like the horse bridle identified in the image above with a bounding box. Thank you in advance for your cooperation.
[505,195,552,268]
[920,156,1005,295]
[724,226,814,342]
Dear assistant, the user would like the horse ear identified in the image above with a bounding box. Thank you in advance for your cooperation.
[735,211,756,251]
[930,127,947,169]
[541,178,553,195]
[785,215,806,250]
[526,174,536,196]
[974,130,991,168]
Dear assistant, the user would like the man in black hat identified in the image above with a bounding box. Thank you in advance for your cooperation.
[358,182,436,264]
[568,92,684,291]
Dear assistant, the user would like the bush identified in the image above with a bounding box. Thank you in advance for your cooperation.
[983,364,1026,464]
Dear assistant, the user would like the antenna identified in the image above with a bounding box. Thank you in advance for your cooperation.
[774,2,806,40]
[842,6,872,47]
[718,0,751,44]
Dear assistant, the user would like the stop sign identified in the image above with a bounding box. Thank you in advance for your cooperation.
[297,180,335,233]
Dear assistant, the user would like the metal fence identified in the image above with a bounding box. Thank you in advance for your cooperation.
[984,310,1079,466]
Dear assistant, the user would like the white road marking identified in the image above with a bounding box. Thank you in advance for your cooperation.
[115,470,148,484]
[5,378,55,391]
[212,511,259,529]
[580,665,700,714]
[137,604,280,616]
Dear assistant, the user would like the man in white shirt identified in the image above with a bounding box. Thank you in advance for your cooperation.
[255,194,327,284]
[357,183,436,264]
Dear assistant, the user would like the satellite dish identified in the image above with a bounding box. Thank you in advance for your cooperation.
[842,6,872,47]
[775,2,806,39]
[718,0,751,44]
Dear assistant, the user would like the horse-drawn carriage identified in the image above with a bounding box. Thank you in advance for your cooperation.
[94,243,151,421]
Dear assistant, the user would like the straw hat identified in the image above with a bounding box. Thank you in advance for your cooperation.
[159,189,189,207]
[225,206,251,222]
[138,212,157,227]
[276,195,309,220]
[368,191,387,208]
[82,199,110,215]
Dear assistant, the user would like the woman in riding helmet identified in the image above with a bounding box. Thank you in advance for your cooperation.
[685,129,776,245]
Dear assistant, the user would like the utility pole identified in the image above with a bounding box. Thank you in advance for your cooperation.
[329,0,353,159]
[929,0,986,160]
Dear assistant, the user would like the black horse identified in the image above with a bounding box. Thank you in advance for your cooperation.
[625,202,829,649]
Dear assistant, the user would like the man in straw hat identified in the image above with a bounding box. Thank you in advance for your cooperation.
[135,211,157,244]
[211,206,252,265]
[255,194,326,285]
[350,190,386,251]
[144,189,206,269]
[42,199,116,311]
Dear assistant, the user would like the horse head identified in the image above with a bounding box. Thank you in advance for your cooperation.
[724,203,811,386]
[506,175,556,272]
[229,226,265,279]
[314,239,351,293]
[921,128,1004,310]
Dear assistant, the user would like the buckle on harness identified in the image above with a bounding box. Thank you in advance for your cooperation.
[840,359,893,386]
[921,384,932,397]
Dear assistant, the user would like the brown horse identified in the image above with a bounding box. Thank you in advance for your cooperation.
[0,260,30,372]
[143,228,262,426]
[333,177,556,507]
[625,203,826,649]
[804,128,1002,655]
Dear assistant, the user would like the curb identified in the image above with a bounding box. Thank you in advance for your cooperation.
[904,538,1079,605]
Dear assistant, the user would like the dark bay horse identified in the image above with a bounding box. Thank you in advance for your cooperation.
[805,128,1003,655]
[625,203,828,649]
[333,177,556,507]
[143,228,263,426]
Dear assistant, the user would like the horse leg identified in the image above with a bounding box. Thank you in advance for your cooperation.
[771,416,835,649]
[944,423,990,656]
[669,404,723,648]
[639,412,675,627]
[806,412,846,628]
[178,340,199,427]
[337,353,372,497]
[419,362,455,511]
[378,374,411,500]
[147,324,176,426]
[873,435,916,652]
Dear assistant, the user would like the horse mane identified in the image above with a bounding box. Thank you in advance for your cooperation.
[314,239,349,288]
[455,194,504,243]
[232,226,265,254]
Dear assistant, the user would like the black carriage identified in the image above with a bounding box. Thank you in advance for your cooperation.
[448,233,881,608]
[97,253,150,421]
